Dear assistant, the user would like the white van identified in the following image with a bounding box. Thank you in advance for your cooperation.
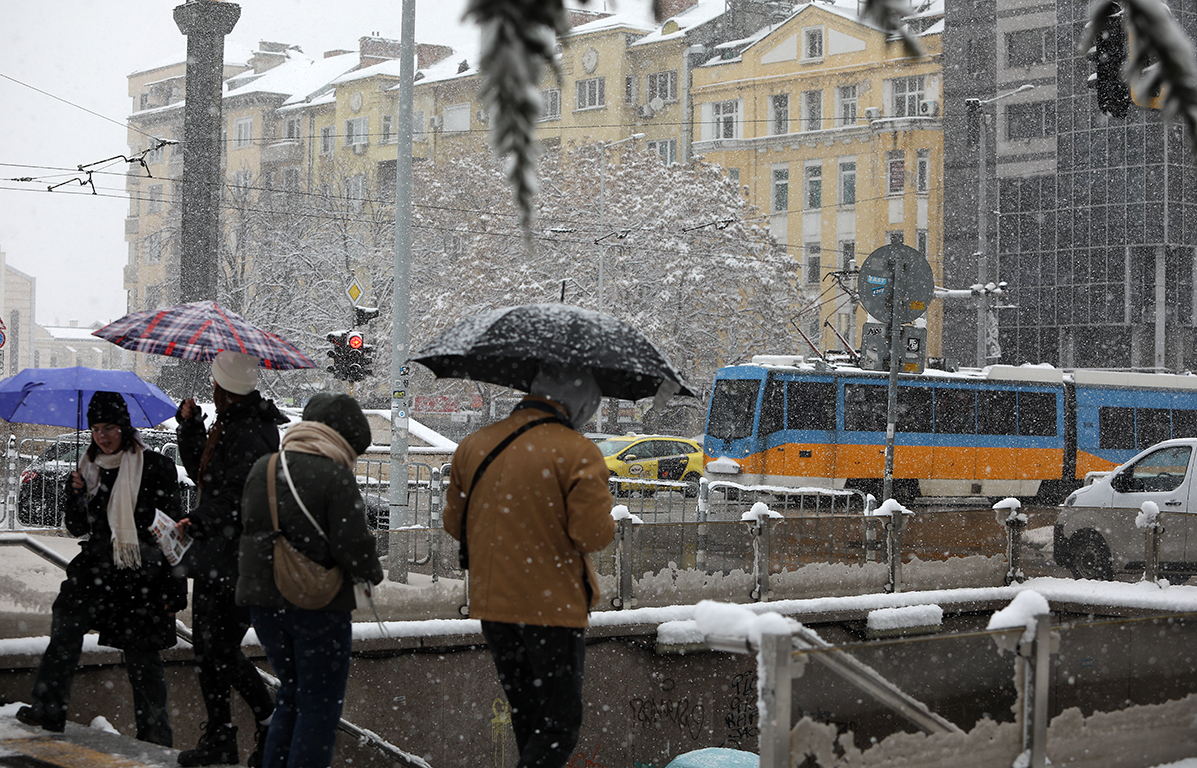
[1055,438,1197,581]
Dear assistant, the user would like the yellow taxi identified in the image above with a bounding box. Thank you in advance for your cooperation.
[596,434,704,496]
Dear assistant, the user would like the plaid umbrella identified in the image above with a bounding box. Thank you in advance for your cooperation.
[93,301,315,370]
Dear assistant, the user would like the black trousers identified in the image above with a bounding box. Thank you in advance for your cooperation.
[191,578,274,727]
[31,584,172,746]
[481,621,586,768]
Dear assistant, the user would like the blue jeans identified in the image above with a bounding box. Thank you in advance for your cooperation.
[251,607,352,768]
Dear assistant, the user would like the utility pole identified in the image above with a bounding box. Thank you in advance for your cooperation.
[174,0,240,304]
[389,0,416,582]
[966,84,1033,367]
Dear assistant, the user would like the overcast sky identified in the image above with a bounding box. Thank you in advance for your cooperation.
[0,0,491,328]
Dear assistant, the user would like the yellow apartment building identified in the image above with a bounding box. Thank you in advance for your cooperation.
[690,1,945,356]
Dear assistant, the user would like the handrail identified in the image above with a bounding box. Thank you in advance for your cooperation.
[0,533,431,768]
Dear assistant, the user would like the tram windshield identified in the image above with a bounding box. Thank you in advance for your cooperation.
[707,379,762,440]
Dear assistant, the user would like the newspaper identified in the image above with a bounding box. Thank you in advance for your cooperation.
[150,509,192,567]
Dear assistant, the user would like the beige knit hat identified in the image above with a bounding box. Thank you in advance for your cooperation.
[211,351,260,395]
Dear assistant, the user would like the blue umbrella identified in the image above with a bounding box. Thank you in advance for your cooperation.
[0,367,177,430]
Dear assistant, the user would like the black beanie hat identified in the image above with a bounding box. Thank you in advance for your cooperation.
[87,391,131,428]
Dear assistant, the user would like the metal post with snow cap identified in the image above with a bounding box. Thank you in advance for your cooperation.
[994,497,1027,584]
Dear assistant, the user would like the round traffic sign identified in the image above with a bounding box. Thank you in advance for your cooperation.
[857,244,935,325]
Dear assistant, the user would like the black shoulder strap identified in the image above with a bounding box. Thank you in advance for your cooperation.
[458,413,568,569]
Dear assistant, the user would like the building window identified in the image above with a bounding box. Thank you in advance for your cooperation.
[838,160,856,206]
[145,141,165,165]
[771,167,789,213]
[891,75,925,117]
[381,115,395,144]
[837,85,858,126]
[727,168,741,187]
[576,77,605,110]
[145,232,163,264]
[917,229,928,255]
[888,230,905,245]
[803,27,824,59]
[803,90,822,131]
[1006,101,1056,139]
[345,116,368,146]
[285,117,302,140]
[804,163,822,209]
[840,240,856,269]
[806,244,821,286]
[283,168,300,191]
[147,184,164,214]
[916,149,929,193]
[412,110,426,141]
[647,70,678,103]
[1006,28,1049,67]
[346,174,366,212]
[713,100,739,139]
[540,89,561,120]
[770,94,789,135]
[320,126,334,154]
[138,93,150,110]
[647,139,677,165]
[887,150,905,195]
[444,103,470,133]
[234,117,253,149]
[145,285,162,311]
[625,75,635,104]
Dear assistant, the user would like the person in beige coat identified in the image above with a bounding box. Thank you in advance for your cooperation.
[444,364,615,768]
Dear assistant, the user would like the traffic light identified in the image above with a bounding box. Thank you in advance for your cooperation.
[344,331,367,382]
[326,331,349,380]
[1087,5,1132,118]
[353,305,380,326]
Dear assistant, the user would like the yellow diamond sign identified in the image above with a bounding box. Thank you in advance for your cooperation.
[346,280,363,303]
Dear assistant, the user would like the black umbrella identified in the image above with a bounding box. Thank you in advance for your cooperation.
[410,304,696,403]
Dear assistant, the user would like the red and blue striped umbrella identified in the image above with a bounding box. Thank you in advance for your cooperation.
[93,301,315,370]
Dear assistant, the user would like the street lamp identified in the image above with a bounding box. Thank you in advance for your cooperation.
[596,133,644,434]
[965,84,1033,367]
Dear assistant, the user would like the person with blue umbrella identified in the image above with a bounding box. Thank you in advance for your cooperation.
[16,391,188,746]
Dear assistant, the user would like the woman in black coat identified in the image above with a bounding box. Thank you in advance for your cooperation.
[16,391,187,746]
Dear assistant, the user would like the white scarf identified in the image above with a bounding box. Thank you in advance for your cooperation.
[79,434,145,569]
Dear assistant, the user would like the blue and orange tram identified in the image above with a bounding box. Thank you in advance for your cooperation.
[703,356,1197,502]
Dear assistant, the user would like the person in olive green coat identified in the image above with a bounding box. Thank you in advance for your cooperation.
[237,393,383,768]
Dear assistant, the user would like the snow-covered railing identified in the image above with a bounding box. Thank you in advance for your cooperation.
[699,595,1057,768]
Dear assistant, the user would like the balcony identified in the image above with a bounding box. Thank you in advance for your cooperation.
[261,139,303,164]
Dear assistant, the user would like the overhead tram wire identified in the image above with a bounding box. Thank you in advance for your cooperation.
[0,71,167,143]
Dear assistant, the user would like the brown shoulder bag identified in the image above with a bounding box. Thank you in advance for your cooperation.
[267,452,343,609]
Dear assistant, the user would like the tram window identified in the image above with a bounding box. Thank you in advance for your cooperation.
[844,383,887,432]
[978,390,1017,435]
[1099,407,1136,449]
[761,378,785,436]
[1173,409,1197,438]
[935,389,976,434]
[1137,408,1172,448]
[787,381,835,431]
[898,386,933,433]
[708,379,762,440]
[1018,392,1057,436]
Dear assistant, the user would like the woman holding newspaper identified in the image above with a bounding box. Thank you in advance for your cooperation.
[16,391,188,747]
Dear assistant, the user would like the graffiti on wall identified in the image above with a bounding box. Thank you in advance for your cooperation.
[722,671,759,748]
[565,744,607,768]
[491,698,513,768]
[629,684,707,740]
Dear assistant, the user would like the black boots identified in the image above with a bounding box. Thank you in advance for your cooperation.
[247,720,270,768]
[178,722,238,766]
[15,705,65,733]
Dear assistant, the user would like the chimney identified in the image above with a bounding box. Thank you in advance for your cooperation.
[359,35,403,68]
[657,0,700,20]
[567,8,610,26]
[417,43,454,69]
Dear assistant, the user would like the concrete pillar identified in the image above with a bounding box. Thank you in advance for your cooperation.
[173,1,240,304]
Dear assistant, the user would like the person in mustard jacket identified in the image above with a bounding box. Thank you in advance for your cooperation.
[444,364,615,768]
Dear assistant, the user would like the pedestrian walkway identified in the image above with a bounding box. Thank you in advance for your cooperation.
[0,704,184,768]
